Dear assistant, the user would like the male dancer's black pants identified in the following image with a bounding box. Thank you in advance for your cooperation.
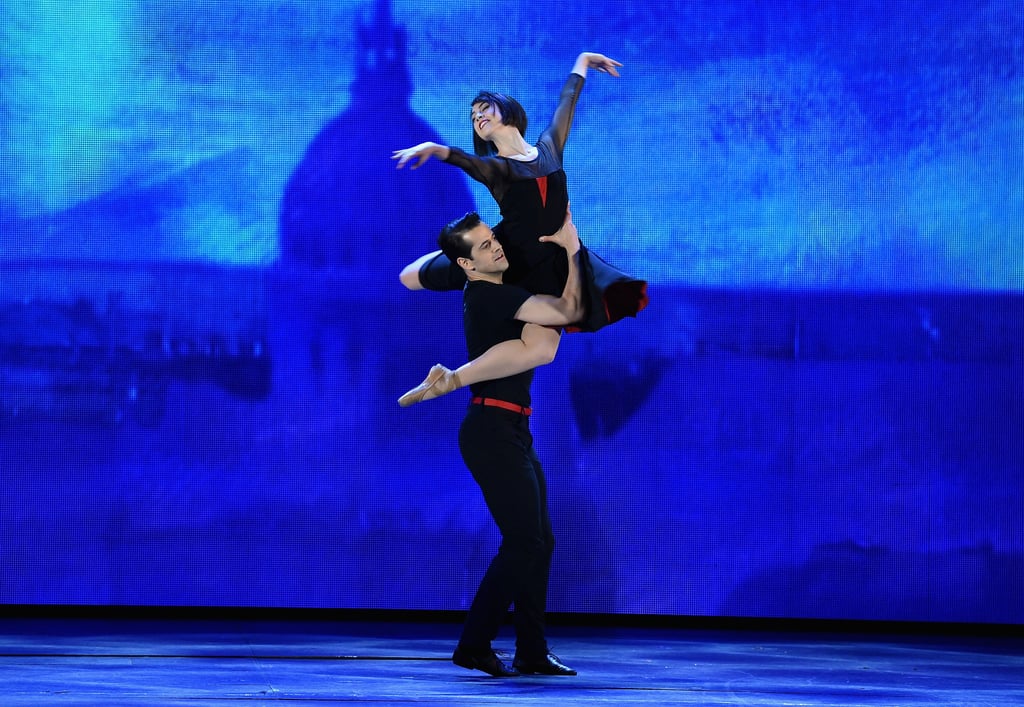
[457,405,554,658]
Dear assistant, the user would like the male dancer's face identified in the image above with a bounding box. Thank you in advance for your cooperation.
[457,222,507,281]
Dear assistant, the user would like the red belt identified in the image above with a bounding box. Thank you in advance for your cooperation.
[471,397,532,416]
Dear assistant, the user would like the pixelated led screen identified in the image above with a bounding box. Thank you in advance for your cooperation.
[2,1,1022,622]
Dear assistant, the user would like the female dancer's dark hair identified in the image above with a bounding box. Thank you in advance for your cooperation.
[470,91,528,157]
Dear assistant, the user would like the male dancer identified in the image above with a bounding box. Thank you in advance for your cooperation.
[406,209,580,677]
[396,214,581,404]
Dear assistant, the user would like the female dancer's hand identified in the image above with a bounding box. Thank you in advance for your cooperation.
[392,142,451,169]
[573,52,623,78]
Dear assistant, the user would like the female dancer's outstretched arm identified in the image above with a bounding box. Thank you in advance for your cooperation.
[571,51,622,78]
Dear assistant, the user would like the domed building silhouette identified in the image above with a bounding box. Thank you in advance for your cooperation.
[271,0,471,429]
[279,0,475,271]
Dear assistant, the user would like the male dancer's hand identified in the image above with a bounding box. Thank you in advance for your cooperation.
[538,207,580,256]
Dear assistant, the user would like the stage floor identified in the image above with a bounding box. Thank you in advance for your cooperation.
[0,618,1021,705]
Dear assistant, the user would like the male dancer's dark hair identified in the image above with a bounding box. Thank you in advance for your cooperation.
[438,211,482,262]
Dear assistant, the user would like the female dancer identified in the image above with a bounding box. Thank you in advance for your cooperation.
[393,52,648,405]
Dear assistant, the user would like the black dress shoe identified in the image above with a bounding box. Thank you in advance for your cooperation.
[452,646,520,677]
[512,652,577,676]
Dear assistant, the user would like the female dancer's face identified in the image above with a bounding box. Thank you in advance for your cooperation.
[471,101,503,142]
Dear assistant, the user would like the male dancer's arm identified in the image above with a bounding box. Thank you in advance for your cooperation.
[513,214,582,327]
[439,210,582,381]
[400,251,441,291]
[397,211,582,406]
[401,224,506,293]
[448,219,582,386]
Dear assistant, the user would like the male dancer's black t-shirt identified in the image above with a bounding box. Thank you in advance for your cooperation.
[462,280,534,407]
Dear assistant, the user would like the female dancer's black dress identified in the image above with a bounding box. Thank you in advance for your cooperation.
[417,73,648,332]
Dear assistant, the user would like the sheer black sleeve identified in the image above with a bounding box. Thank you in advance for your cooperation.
[443,147,509,199]
[540,73,585,158]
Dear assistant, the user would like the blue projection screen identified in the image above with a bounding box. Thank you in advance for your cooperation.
[1,1,1022,623]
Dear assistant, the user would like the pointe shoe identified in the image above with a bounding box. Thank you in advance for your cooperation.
[398,364,461,407]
